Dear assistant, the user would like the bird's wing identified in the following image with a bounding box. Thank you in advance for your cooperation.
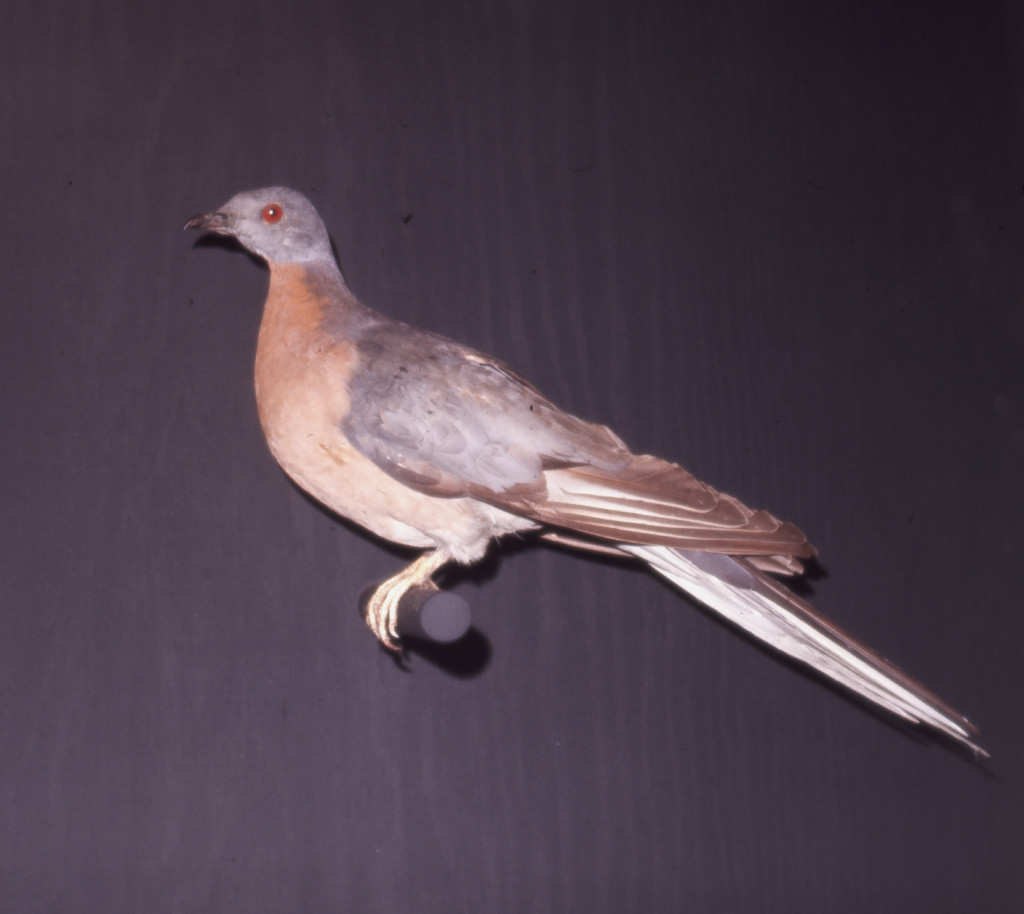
[343,322,813,566]
[343,323,632,495]
[625,545,986,754]
[525,457,814,569]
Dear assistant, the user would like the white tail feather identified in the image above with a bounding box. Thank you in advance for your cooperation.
[623,544,985,755]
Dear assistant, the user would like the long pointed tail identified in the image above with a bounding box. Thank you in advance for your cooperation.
[623,544,986,755]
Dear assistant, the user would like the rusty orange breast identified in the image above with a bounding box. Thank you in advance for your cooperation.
[254,262,359,443]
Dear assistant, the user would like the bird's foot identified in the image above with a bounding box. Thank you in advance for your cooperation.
[364,551,451,650]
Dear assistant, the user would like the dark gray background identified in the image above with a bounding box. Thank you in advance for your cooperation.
[3,1,1021,911]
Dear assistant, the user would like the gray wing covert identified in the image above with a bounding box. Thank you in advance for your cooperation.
[342,324,630,498]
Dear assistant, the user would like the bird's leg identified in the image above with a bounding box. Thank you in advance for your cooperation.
[364,550,451,649]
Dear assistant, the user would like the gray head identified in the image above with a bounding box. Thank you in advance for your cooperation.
[185,186,334,264]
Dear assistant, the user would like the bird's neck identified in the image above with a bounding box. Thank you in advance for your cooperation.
[263,259,375,344]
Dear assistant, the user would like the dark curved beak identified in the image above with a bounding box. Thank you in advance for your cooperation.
[184,211,231,233]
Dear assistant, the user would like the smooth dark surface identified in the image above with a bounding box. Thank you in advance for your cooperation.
[3,1,1021,911]
[412,591,472,644]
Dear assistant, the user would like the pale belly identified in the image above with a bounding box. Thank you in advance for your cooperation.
[262,395,535,561]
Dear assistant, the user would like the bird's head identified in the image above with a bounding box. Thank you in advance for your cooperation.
[185,186,334,265]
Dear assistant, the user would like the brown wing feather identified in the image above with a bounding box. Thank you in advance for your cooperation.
[512,454,817,568]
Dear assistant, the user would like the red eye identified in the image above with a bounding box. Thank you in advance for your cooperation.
[261,203,283,224]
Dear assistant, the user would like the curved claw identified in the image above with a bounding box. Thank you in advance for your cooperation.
[364,584,403,650]
[363,550,451,649]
